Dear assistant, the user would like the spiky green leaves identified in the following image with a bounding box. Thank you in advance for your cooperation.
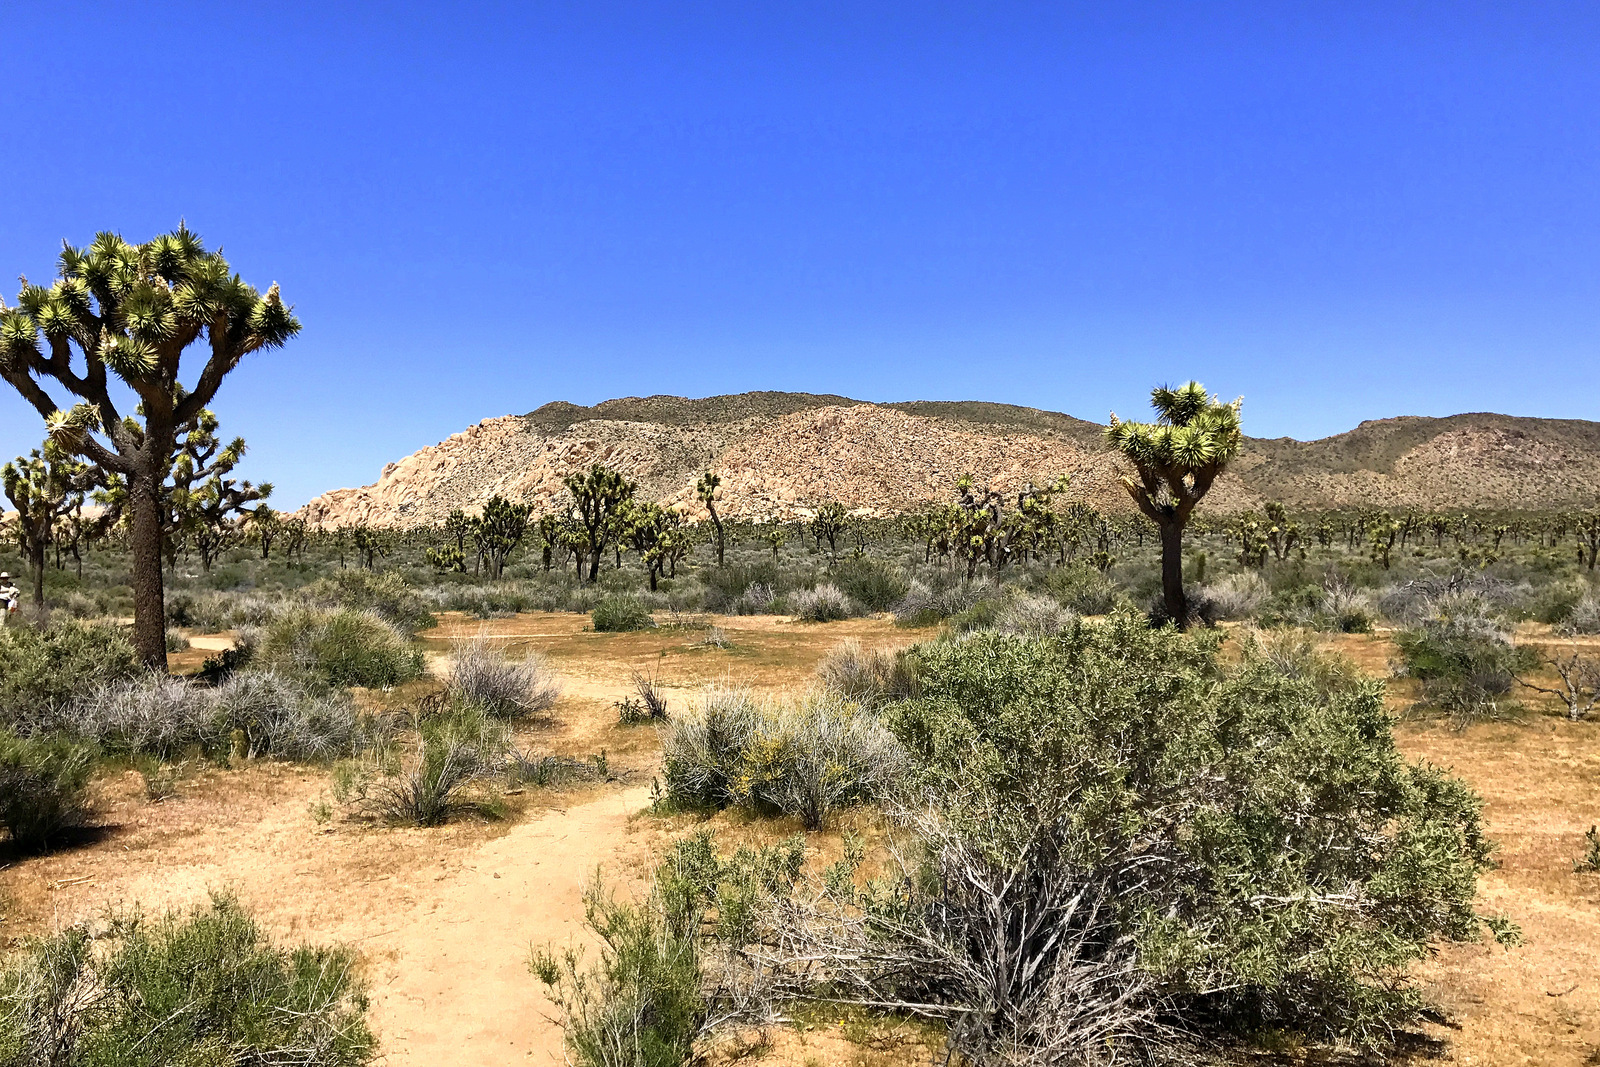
[1106,381,1243,520]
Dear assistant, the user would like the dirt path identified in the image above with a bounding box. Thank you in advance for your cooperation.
[364,783,654,1066]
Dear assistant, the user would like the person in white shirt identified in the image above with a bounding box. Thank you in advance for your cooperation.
[0,573,18,626]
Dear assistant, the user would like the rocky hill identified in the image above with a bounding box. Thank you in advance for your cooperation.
[298,393,1600,527]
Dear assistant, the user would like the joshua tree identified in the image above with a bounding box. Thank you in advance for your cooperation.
[620,500,691,591]
[474,495,532,578]
[696,470,725,566]
[351,524,390,571]
[0,226,298,667]
[809,501,849,560]
[1106,382,1242,627]
[2,440,100,607]
[251,505,282,560]
[763,523,786,564]
[1577,507,1600,571]
[169,417,271,572]
[564,464,636,582]
[281,516,309,564]
[536,514,563,572]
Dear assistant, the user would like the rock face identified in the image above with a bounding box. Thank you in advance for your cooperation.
[298,394,1600,527]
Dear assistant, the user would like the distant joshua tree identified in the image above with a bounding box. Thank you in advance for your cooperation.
[564,464,636,583]
[3,439,100,607]
[696,469,725,566]
[1106,382,1242,627]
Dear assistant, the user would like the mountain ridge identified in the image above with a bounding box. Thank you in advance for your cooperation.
[298,393,1600,527]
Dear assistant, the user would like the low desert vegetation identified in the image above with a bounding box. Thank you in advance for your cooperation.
[446,634,561,719]
[0,894,374,1066]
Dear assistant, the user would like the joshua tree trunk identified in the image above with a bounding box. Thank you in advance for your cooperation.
[129,476,168,669]
[1159,520,1186,625]
[28,539,45,609]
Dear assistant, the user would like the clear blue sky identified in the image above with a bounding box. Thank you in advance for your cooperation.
[5,2,1598,506]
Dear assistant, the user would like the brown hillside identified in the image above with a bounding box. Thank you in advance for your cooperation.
[299,394,1600,527]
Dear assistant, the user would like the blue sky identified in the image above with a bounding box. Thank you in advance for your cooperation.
[5,2,1598,506]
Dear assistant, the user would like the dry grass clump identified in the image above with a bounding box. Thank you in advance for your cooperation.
[815,639,918,706]
[446,635,561,719]
[660,688,905,829]
[789,584,859,623]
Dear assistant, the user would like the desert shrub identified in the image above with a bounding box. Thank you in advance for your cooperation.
[531,872,704,1067]
[0,729,96,850]
[0,893,374,1066]
[728,583,777,615]
[80,671,366,762]
[447,635,562,718]
[592,596,656,633]
[1201,569,1270,621]
[1043,563,1120,616]
[990,593,1077,637]
[1576,826,1600,873]
[888,612,1511,1050]
[261,608,424,689]
[78,673,219,758]
[338,707,506,826]
[832,556,909,613]
[308,569,435,633]
[661,689,904,829]
[211,671,366,761]
[893,577,997,627]
[789,583,858,622]
[1393,613,1540,726]
[0,620,138,728]
[815,639,918,706]
[1561,593,1600,635]
[659,688,760,810]
[701,562,782,614]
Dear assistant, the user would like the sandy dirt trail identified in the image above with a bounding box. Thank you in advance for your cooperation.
[364,782,654,1066]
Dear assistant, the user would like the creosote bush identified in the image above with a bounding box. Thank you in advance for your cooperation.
[0,620,138,729]
[887,611,1514,1051]
[531,872,705,1067]
[0,893,374,1066]
[447,635,562,719]
[0,729,96,851]
[309,569,436,634]
[261,607,424,689]
[592,596,656,633]
[660,689,904,829]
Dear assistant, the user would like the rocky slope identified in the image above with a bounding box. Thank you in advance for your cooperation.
[299,394,1600,527]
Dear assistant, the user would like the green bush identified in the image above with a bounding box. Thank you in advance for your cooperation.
[1393,614,1540,725]
[0,729,96,850]
[889,611,1512,1049]
[832,556,909,613]
[532,871,704,1067]
[0,621,138,727]
[592,597,655,633]
[0,893,374,1066]
[1043,563,1120,615]
[261,608,424,689]
[309,569,436,634]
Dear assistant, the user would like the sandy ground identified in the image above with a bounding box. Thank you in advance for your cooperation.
[3,614,1599,1064]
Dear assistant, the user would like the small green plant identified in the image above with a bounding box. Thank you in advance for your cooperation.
[531,871,706,1067]
[1394,613,1540,726]
[135,755,182,803]
[592,596,656,633]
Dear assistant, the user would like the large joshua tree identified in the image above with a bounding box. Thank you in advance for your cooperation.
[0,227,298,667]
[1105,381,1242,627]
